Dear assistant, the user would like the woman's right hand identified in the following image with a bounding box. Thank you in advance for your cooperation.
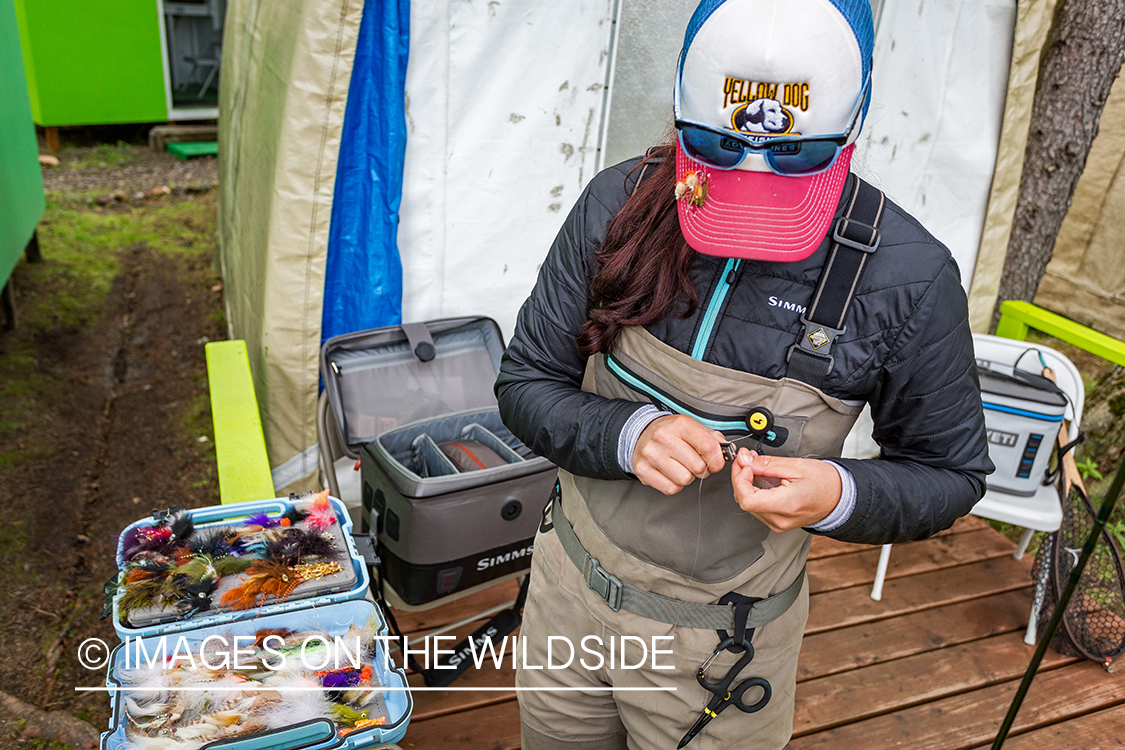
[632,415,727,495]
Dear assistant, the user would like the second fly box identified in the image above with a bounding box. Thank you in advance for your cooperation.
[100,596,412,749]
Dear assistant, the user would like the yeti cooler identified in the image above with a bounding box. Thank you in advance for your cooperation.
[321,317,556,609]
[978,361,1068,496]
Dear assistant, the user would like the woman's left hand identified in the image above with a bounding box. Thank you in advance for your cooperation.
[730,449,842,532]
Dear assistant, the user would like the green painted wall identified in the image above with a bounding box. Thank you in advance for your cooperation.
[13,0,167,126]
[1,0,45,288]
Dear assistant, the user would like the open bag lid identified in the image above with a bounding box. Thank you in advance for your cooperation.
[321,317,506,451]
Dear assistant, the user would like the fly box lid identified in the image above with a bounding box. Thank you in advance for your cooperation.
[321,317,507,458]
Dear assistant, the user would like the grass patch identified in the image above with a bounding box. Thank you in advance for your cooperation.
[0,192,217,472]
[68,141,138,170]
[0,451,30,469]
[20,740,75,750]
[181,391,217,462]
[0,519,29,586]
[9,192,215,336]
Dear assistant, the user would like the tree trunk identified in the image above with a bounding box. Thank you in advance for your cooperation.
[991,0,1125,331]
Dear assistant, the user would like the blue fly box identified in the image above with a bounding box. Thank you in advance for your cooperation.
[110,495,370,640]
[99,597,412,749]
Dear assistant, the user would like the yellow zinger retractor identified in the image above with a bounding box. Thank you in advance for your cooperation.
[745,407,774,437]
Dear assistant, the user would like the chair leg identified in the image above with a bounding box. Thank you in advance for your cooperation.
[1025,532,1054,646]
[1014,528,1035,560]
[871,544,893,601]
[1024,604,1039,646]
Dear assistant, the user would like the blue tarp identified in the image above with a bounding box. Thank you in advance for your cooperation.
[321,0,409,344]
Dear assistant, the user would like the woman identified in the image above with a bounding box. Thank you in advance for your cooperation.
[496,0,993,747]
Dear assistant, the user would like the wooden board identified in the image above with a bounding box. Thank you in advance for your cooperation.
[400,698,522,750]
[805,556,1033,634]
[392,579,522,636]
[807,515,987,560]
[797,589,1034,681]
[807,529,1017,594]
[406,620,520,723]
[786,661,1125,750]
[967,702,1125,749]
[792,633,1077,736]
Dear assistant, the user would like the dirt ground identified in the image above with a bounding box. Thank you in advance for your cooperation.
[0,145,223,748]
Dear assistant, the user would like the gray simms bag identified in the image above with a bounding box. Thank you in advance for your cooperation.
[321,317,556,608]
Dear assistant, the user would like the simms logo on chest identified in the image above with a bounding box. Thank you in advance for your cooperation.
[769,296,807,315]
[476,544,534,571]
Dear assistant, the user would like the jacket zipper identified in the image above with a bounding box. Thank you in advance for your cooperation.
[690,259,741,360]
[604,353,748,433]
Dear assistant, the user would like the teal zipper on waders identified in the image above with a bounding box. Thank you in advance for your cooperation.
[604,353,750,434]
[690,259,741,360]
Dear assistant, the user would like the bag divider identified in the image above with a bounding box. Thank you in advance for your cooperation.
[411,433,461,478]
[460,423,525,464]
[381,408,536,480]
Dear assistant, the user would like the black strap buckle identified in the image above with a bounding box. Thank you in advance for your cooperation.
[584,556,623,611]
[833,217,881,253]
[786,315,846,368]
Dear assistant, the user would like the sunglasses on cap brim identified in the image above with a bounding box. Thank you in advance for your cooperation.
[673,74,870,177]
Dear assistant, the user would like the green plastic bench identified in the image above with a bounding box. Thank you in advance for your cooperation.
[205,340,276,504]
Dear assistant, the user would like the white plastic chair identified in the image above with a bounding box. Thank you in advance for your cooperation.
[869,334,1084,646]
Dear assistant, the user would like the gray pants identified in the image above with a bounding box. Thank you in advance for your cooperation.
[516,526,807,750]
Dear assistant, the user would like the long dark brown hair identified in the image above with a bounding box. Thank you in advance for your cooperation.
[576,142,698,356]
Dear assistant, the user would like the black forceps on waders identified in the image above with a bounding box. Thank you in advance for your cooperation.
[678,635,772,748]
[679,593,773,748]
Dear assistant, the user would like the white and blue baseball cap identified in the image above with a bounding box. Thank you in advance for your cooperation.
[674,0,874,262]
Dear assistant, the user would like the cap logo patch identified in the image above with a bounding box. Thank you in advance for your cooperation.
[723,78,809,139]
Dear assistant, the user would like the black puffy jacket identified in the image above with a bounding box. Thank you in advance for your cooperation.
[495,156,994,545]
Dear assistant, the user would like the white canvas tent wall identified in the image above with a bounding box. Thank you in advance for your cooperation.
[218,0,1029,492]
[218,0,618,493]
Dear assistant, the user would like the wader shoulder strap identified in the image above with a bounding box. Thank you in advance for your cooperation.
[786,177,885,388]
[551,495,803,630]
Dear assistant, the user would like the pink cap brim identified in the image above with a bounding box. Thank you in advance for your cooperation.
[676,141,854,262]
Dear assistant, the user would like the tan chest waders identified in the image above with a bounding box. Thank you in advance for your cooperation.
[533,178,885,748]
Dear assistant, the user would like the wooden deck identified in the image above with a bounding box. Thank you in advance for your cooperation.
[389,517,1125,749]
